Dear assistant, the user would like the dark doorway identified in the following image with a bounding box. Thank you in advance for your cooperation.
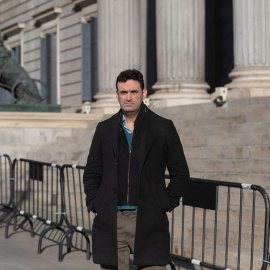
[146,0,157,96]
[205,0,234,94]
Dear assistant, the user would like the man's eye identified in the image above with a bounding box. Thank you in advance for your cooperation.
[121,91,127,95]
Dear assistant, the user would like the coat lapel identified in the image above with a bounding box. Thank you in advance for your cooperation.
[111,113,120,162]
[139,108,159,175]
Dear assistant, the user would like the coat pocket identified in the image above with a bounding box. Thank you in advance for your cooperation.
[92,188,103,213]
[159,190,169,213]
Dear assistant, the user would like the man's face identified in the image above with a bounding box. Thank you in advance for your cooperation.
[116,80,147,115]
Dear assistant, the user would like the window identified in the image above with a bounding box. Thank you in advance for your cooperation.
[81,17,98,102]
[33,7,61,105]
[40,33,57,104]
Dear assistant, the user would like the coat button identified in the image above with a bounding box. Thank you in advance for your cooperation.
[112,188,117,193]
[115,162,118,166]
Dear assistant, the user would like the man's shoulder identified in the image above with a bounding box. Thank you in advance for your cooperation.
[97,112,119,128]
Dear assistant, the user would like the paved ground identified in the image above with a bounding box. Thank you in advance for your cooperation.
[0,207,100,270]
[0,207,205,270]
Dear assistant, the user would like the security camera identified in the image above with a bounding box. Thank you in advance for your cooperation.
[214,87,228,107]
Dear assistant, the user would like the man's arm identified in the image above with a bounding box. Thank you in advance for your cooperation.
[83,123,103,213]
[165,120,190,212]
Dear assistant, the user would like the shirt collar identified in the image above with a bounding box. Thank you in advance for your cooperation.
[122,114,132,134]
[119,102,146,133]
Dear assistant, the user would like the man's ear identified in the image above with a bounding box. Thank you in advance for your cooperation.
[143,89,147,100]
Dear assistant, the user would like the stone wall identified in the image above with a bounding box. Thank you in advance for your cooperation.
[0,112,102,164]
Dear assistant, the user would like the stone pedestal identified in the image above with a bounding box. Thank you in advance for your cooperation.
[91,0,141,114]
[226,0,270,99]
[0,103,61,112]
[150,0,210,108]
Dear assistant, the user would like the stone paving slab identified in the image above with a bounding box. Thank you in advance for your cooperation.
[0,224,99,270]
[0,208,99,270]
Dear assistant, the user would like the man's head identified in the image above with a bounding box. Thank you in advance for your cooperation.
[116,69,147,117]
[116,69,144,91]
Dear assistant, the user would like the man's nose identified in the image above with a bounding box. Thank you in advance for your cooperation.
[126,92,131,100]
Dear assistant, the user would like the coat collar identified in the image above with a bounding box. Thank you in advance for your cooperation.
[111,104,159,172]
[138,106,159,175]
[112,113,120,161]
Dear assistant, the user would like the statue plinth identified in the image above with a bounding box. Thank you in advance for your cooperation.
[0,104,61,112]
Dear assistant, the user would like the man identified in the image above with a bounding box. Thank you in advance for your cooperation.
[83,69,189,270]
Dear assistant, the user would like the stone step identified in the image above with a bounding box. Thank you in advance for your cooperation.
[175,115,248,130]
[188,158,270,176]
[215,103,270,120]
[154,96,270,122]
[188,175,270,195]
[184,146,251,160]
[205,133,270,148]
[185,145,270,160]
[0,112,102,128]
[228,95,270,107]
[179,121,270,138]
[181,133,270,149]
[188,172,270,194]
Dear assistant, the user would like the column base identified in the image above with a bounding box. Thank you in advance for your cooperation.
[90,91,120,115]
[149,81,210,108]
[226,68,270,99]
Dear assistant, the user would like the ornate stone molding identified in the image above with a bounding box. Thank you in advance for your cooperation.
[32,7,62,28]
[1,23,25,40]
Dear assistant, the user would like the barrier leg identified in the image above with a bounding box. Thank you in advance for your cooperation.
[5,213,34,238]
[24,216,34,237]
[38,226,69,256]
[13,215,17,232]
[170,261,176,270]
[59,229,73,262]
[58,230,90,261]
[38,226,55,254]
[83,232,91,260]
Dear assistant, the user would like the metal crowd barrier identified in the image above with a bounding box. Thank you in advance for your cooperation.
[167,176,270,270]
[58,164,95,261]
[5,158,65,242]
[0,154,13,210]
[2,156,269,269]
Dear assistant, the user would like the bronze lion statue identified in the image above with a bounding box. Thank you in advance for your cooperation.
[0,35,47,103]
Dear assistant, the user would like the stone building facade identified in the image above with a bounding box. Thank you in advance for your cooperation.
[0,0,270,113]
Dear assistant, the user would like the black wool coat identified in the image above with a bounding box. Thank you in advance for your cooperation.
[83,105,190,266]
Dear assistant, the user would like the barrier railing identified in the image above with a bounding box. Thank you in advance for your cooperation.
[167,176,270,270]
[5,158,65,240]
[58,164,95,261]
[0,154,13,210]
[1,156,269,269]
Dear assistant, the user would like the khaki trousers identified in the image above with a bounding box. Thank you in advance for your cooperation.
[101,211,166,270]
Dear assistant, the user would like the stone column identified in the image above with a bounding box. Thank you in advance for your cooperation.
[226,0,270,98]
[150,0,210,108]
[91,0,141,114]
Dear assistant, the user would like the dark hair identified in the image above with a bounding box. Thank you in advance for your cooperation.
[116,69,144,90]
